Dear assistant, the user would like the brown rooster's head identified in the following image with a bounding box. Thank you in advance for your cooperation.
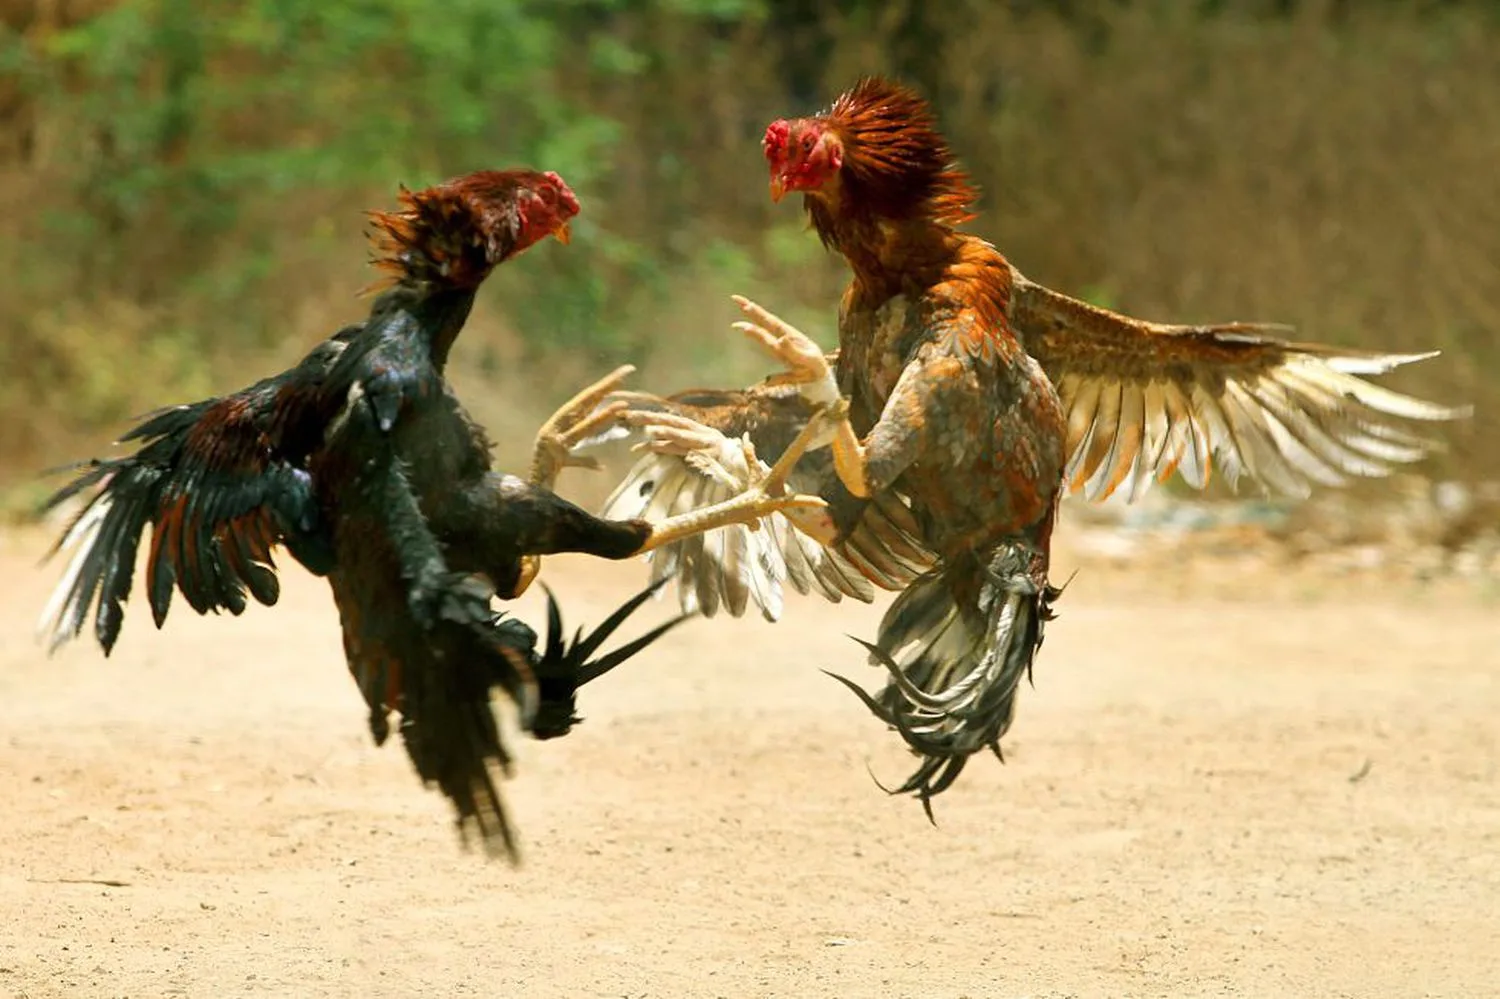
[762,77,976,227]
[366,168,580,291]
[762,117,845,203]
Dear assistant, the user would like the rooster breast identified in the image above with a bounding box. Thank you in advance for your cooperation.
[841,287,1067,556]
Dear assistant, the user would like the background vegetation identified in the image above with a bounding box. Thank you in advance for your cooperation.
[1,0,1495,494]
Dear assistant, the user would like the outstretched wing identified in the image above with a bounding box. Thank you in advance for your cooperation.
[38,334,354,655]
[1011,270,1469,502]
[583,382,934,622]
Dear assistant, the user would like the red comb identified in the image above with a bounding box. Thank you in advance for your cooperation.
[762,120,791,162]
[542,170,580,218]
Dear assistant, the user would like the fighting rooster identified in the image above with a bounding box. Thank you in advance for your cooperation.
[595,77,1467,813]
[38,169,827,859]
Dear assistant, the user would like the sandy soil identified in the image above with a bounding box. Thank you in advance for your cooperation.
[1,524,1496,999]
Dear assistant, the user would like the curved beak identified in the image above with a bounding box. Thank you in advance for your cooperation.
[553,221,572,246]
[769,176,786,203]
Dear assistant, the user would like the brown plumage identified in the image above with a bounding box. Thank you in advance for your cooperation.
[1012,281,1465,501]
[767,77,977,234]
[365,169,577,293]
[756,78,1071,810]
[597,76,1466,816]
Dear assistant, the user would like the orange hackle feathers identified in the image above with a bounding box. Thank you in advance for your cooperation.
[824,77,978,227]
[363,169,578,294]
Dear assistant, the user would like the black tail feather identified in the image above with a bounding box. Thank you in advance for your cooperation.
[828,545,1060,818]
[398,676,522,864]
[36,460,155,655]
[397,577,692,865]
[529,578,693,740]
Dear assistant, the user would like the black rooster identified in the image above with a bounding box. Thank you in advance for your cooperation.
[38,169,827,859]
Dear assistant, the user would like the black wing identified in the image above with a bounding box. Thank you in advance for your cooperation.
[38,330,358,654]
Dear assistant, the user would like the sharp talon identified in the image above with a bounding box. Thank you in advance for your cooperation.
[785,495,828,512]
[511,555,541,599]
[532,367,638,482]
[538,364,636,435]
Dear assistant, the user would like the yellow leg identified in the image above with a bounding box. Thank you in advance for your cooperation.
[636,408,830,554]
[729,295,870,498]
[825,400,870,499]
[517,365,637,598]
[636,488,829,554]
[529,364,636,491]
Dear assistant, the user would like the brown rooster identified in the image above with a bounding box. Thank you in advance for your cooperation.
[38,168,828,859]
[591,78,1468,814]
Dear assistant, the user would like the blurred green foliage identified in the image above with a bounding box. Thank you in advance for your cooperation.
[0,0,1497,483]
[20,1,650,298]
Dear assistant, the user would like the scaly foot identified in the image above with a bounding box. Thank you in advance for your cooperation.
[730,295,871,498]
[518,365,637,598]
[529,364,637,491]
[627,404,837,552]
[730,295,840,406]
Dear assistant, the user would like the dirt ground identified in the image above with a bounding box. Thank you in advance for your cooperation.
[1,522,1496,999]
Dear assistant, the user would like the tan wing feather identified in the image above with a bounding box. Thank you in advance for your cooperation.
[1010,268,1469,501]
[587,385,935,622]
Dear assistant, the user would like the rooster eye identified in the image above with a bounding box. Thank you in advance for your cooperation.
[801,135,815,152]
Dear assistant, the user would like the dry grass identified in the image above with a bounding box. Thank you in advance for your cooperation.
[1,2,1496,495]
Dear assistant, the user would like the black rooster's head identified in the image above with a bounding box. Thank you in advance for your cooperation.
[365,168,580,292]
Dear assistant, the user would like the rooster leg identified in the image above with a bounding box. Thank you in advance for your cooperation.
[517,365,637,597]
[620,404,843,547]
[760,405,831,496]
[528,364,637,491]
[634,486,828,553]
[730,295,870,498]
[633,410,830,554]
[818,399,869,500]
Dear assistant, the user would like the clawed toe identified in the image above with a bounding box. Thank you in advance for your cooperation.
[538,366,636,439]
[531,367,637,488]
